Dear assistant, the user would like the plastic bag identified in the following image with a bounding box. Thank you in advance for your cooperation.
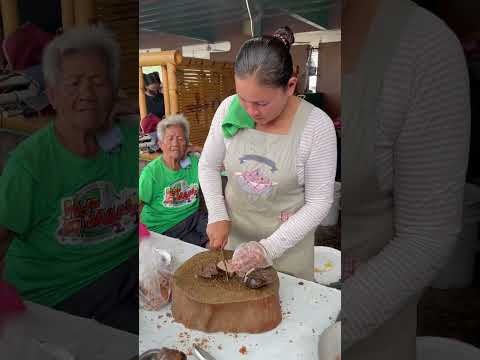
[139,239,173,310]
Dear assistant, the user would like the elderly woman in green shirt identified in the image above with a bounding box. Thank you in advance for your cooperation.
[139,114,207,247]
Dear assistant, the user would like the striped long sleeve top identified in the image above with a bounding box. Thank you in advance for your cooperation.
[341,6,471,349]
[198,95,337,259]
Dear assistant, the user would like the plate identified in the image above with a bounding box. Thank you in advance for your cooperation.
[417,337,480,360]
[314,246,341,285]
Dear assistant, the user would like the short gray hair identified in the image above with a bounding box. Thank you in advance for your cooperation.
[158,114,190,144]
[42,25,121,91]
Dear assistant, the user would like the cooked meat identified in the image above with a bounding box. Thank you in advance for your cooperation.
[244,268,276,289]
[198,262,219,279]
[216,259,235,275]
[155,348,187,360]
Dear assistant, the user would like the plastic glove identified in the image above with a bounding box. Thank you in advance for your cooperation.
[318,322,341,360]
[230,241,273,276]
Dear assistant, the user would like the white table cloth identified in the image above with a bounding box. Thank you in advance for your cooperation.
[140,234,341,359]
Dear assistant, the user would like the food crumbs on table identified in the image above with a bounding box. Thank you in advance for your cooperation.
[239,346,248,355]
[298,281,304,285]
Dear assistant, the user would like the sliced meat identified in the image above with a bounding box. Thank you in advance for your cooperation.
[197,262,219,279]
[244,268,276,289]
[156,348,187,360]
[216,259,235,275]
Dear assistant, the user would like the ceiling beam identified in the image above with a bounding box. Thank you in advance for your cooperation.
[263,0,334,8]
[141,12,250,32]
[140,0,210,15]
[140,8,246,26]
[143,11,289,35]
[288,12,327,29]
[140,3,241,21]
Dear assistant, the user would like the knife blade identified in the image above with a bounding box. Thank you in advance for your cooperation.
[219,247,229,281]
[193,344,217,360]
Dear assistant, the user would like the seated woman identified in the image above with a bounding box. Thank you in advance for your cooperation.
[139,114,208,247]
[0,25,138,334]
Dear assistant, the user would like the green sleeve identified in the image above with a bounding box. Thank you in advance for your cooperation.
[139,166,153,205]
[0,158,34,236]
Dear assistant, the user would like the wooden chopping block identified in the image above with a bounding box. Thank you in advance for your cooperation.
[172,250,282,333]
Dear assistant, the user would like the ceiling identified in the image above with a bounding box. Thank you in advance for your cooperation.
[139,0,340,43]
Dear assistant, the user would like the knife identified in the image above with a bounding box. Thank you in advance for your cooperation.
[193,344,217,360]
[219,247,229,281]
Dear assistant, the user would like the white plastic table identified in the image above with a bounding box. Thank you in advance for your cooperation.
[140,234,341,359]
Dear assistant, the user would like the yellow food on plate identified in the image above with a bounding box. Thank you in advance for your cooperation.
[314,260,334,273]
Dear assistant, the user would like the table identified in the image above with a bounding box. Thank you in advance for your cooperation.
[140,234,341,359]
[1,301,138,359]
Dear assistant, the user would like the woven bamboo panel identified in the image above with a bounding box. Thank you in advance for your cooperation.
[95,0,138,99]
[176,58,235,146]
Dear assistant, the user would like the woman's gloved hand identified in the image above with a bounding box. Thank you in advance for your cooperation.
[230,241,273,276]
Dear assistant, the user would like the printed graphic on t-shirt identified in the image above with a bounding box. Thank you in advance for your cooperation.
[56,181,138,245]
[163,179,199,208]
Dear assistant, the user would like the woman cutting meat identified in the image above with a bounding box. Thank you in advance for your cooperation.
[198,27,337,281]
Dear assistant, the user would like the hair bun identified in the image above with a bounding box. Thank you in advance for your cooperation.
[273,26,295,50]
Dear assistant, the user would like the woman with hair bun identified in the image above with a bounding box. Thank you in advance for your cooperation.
[199,27,337,280]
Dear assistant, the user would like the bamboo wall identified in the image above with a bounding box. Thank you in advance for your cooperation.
[176,58,235,146]
[139,50,235,146]
[95,0,138,99]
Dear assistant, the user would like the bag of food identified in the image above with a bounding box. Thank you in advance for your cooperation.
[139,238,172,310]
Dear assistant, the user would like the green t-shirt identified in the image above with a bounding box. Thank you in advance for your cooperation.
[139,154,200,234]
[0,122,138,306]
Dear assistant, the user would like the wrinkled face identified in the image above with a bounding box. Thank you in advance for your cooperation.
[160,125,187,161]
[47,50,114,132]
[235,75,296,127]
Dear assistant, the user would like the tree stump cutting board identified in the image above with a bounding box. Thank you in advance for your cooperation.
[172,250,282,333]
